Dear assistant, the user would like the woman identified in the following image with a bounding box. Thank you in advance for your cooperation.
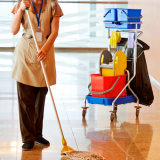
[10,0,63,150]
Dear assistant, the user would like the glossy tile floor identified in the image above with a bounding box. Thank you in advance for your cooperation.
[0,52,160,160]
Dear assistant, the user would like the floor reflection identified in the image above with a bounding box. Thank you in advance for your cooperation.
[61,158,70,160]
[20,145,50,160]
[82,118,153,160]
[82,117,88,136]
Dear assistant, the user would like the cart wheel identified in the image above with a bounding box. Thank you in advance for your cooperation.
[114,105,117,118]
[110,113,115,122]
[82,109,86,118]
[136,109,140,117]
[114,105,117,111]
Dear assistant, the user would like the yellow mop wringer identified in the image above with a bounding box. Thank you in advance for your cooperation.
[100,46,127,78]
[26,8,105,160]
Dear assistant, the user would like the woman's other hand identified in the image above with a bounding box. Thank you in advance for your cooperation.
[20,0,30,11]
[36,50,46,62]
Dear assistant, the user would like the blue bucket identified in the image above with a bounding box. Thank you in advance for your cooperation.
[117,9,142,22]
[104,8,117,22]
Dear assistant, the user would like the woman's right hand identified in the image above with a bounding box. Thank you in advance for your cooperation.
[20,0,30,11]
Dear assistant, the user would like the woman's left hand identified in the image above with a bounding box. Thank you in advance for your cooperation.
[36,50,46,62]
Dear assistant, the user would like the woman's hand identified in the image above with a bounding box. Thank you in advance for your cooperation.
[20,0,30,11]
[39,17,60,56]
[36,50,46,62]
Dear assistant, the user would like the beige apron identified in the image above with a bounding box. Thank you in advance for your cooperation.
[11,0,57,87]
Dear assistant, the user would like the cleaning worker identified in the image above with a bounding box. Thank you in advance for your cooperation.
[10,0,63,151]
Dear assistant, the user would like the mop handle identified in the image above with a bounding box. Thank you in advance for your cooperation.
[26,9,65,139]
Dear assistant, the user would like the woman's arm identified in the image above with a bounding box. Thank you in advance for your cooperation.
[10,0,30,35]
[42,16,60,53]
[36,16,60,62]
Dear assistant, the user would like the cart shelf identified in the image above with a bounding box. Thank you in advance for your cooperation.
[86,95,136,106]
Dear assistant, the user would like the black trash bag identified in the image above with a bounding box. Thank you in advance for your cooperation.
[116,38,154,106]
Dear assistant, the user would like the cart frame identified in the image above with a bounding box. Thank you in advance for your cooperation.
[82,21,143,121]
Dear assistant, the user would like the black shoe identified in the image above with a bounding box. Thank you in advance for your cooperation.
[35,137,50,145]
[22,141,34,151]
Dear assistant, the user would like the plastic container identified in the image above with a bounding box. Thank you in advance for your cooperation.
[91,74,127,98]
[86,95,136,105]
[104,8,117,22]
[117,9,142,22]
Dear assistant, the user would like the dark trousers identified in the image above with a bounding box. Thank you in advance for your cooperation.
[17,82,48,143]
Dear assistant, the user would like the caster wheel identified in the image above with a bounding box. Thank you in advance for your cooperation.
[82,109,86,118]
[110,113,115,122]
[114,105,117,118]
[136,109,140,117]
[114,105,117,111]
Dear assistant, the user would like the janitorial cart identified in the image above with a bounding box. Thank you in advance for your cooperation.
[81,8,144,122]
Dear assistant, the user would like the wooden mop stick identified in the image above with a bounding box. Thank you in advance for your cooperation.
[26,9,65,140]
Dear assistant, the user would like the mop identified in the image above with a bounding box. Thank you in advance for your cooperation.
[26,8,105,160]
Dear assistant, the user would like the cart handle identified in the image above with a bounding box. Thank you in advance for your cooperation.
[88,76,120,95]
[122,10,143,19]
[103,10,110,18]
